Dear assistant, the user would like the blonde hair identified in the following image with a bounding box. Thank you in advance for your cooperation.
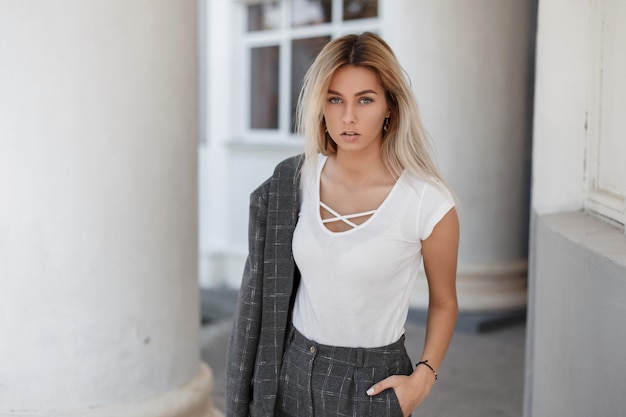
[296,32,453,196]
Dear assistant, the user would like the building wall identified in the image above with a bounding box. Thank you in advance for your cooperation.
[527,213,626,416]
[199,0,303,288]
[525,0,626,415]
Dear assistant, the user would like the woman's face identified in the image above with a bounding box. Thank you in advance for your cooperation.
[323,65,390,155]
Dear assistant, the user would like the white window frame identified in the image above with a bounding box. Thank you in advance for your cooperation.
[584,0,626,228]
[236,0,381,144]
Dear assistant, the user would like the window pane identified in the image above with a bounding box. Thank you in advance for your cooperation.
[291,36,330,131]
[343,0,378,21]
[291,0,331,27]
[250,46,280,129]
[247,2,281,32]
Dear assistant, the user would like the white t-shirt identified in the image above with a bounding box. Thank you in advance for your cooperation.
[291,155,454,348]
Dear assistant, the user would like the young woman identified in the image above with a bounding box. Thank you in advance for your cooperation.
[227,32,459,417]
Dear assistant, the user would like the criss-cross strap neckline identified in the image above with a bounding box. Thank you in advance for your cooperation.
[319,201,377,229]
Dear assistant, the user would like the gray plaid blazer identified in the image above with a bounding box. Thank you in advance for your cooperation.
[226,154,304,417]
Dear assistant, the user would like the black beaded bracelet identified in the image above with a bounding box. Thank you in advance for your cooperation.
[415,360,438,380]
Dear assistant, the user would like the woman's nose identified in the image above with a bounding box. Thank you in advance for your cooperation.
[342,104,356,125]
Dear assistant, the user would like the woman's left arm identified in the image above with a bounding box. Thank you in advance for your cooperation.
[367,207,460,416]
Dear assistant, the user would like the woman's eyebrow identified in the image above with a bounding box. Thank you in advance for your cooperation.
[327,89,379,96]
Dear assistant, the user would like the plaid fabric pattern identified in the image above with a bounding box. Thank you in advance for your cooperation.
[276,326,413,417]
[227,155,304,417]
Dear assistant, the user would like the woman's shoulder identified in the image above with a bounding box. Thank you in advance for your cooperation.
[402,172,455,207]
[400,173,455,240]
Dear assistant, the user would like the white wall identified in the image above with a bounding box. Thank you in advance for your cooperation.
[530,0,588,215]
[199,0,235,287]
[199,0,312,287]
[526,0,626,415]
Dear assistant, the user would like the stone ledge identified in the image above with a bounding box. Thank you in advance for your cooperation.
[540,211,626,267]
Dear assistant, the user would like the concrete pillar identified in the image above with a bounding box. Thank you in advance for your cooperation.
[385,0,532,317]
[0,1,220,415]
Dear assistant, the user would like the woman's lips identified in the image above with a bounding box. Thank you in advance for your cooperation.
[341,131,360,141]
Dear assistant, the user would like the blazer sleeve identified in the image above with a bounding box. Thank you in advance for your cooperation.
[226,179,270,417]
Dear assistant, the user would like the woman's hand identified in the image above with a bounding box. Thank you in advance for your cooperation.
[366,366,436,417]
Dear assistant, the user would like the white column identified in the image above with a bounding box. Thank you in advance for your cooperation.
[384,0,532,313]
[0,1,220,416]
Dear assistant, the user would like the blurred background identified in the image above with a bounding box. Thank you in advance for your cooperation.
[1,1,624,417]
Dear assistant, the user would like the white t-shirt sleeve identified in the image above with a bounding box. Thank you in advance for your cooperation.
[417,182,455,241]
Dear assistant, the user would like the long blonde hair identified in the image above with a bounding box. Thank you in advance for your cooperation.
[296,32,452,195]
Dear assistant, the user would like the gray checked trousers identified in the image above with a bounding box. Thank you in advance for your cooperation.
[275,326,413,417]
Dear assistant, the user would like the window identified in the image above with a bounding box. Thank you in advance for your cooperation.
[241,0,380,140]
[585,0,626,227]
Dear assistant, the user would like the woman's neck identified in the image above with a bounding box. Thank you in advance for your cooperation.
[329,148,392,185]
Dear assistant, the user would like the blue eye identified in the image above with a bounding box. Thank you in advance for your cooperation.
[328,97,342,104]
[359,97,373,104]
